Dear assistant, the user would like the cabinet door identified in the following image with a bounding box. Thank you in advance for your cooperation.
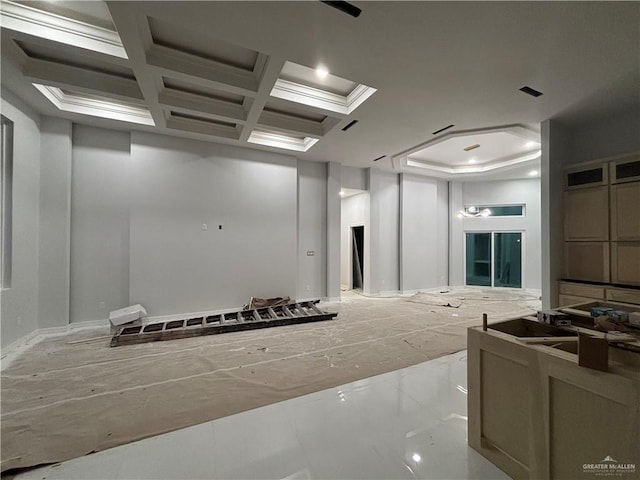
[611,182,640,241]
[559,281,605,299]
[611,242,640,286]
[545,359,639,479]
[606,287,640,305]
[564,186,609,241]
[564,242,610,283]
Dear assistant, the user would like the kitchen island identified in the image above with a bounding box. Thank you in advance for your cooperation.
[468,307,640,479]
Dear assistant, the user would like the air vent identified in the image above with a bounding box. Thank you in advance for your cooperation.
[519,86,543,97]
[320,1,362,18]
[342,120,358,131]
[373,155,386,162]
[432,124,454,135]
[464,144,480,152]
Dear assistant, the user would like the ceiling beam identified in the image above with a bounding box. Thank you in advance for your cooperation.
[239,54,285,142]
[106,2,167,128]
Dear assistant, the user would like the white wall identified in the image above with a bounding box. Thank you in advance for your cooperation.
[541,119,568,308]
[341,166,367,191]
[450,178,542,290]
[70,125,131,323]
[0,89,41,347]
[399,174,449,292]
[297,160,327,300]
[128,132,298,316]
[340,192,369,290]
[38,117,72,329]
[368,169,399,294]
[566,108,640,166]
[326,162,341,300]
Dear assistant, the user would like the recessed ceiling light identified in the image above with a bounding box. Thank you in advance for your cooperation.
[468,158,477,164]
[529,170,539,176]
[525,141,537,148]
[315,66,329,79]
[412,453,421,463]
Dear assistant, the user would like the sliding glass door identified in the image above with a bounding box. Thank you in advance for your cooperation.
[465,232,522,288]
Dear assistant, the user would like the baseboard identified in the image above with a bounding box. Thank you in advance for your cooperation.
[1,328,42,369]
[0,318,113,370]
[322,296,341,303]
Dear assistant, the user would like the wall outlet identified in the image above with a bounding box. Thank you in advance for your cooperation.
[99,302,105,309]
[306,251,315,256]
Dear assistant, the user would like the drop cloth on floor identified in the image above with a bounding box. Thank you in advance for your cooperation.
[0,288,540,472]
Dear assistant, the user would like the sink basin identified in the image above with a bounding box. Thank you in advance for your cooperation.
[489,318,576,338]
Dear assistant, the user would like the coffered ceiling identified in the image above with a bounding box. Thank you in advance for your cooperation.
[1,1,638,180]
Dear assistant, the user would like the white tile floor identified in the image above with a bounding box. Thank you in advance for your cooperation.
[17,351,510,480]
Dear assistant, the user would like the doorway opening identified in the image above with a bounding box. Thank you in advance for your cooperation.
[351,226,364,290]
[465,231,522,288]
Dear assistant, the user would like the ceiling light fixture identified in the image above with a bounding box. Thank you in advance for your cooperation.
[468,158,477,164]
[525,141,537,148]
[529,170,539,176]
[315,66,329,79]
[457,206,492,218]
[339,190,345,197]
[412,454,422,463]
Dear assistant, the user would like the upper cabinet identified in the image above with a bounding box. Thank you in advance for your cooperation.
[564,186,609,241]
[565,162,608,189]
[611,182,640,241]
[562,151,640,290]
[610,154,640,184]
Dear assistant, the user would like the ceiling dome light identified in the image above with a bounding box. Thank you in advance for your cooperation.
[468,158,477,164]
[315,66,329,79]
[529,170,539,176]
[525,141,537,148]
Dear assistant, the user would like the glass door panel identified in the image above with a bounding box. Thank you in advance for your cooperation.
[493,232,522,288]
[465,233,492,286]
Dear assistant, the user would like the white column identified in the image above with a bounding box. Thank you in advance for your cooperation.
[326,162,341,301]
